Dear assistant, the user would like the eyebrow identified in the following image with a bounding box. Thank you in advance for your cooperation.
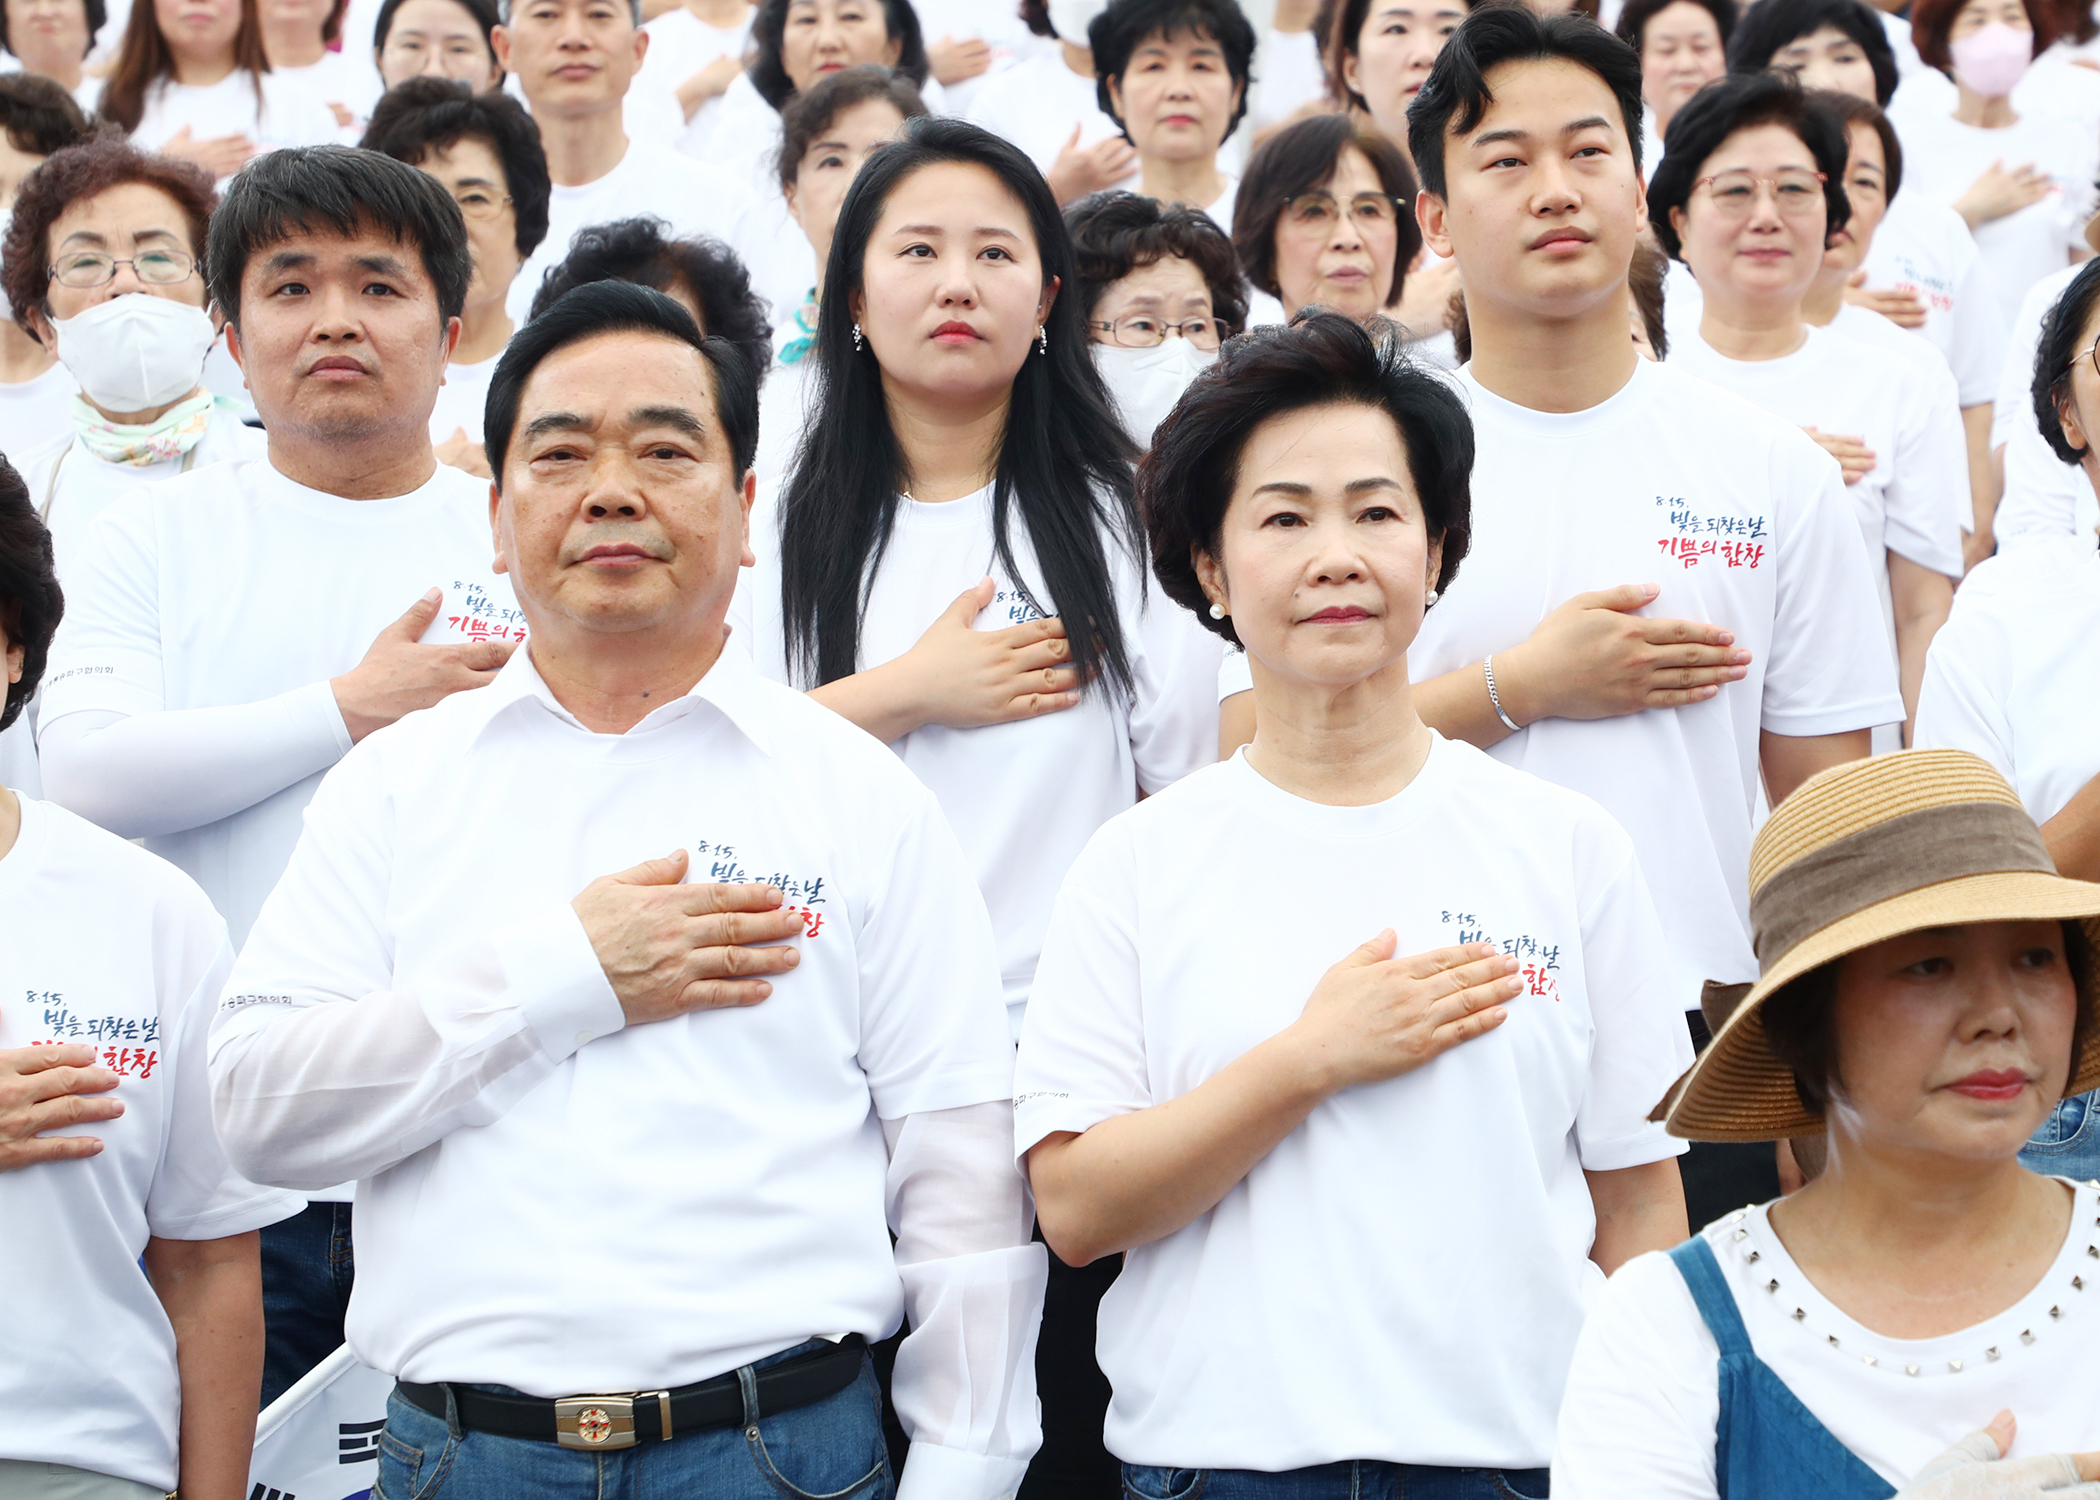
[451,174,500,189]
[1250,477,1406,497]
[521,407,710,441]
[58,226,181,248]
[1471,115,1614,148]
[890,222,1023,241]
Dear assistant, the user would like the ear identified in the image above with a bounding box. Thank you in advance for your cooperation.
[1426,534,1444,595]
[224,315,247,376]
[631,25,648,64]
[24,305,54,354]
[782,177,802,228]
[1106,74,1124,126]
[5,637,22,687]
[2058,386,2091,457]
[488,480,509,575]
[1667,203,1688,250]
[1037,272,1060,324]
[1416,189,1453,260]
[442,313,463,363]
[1341,50,1362,100]
[491,23,514,70]
[738,466,758,569]
[1192,542,1226,616]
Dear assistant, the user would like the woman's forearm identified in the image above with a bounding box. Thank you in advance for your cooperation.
[1889,554,1955,746]
[807,658,927,744]
[145,1231,266,1500]
[1027,1029,1334,1266]
[2042,773,2100,882]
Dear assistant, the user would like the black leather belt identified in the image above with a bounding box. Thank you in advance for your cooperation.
[396,1335,866,1451]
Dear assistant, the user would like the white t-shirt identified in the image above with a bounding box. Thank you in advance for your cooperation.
[913,0,1049,117]
[506,137,761,324]
[1859,192,2006,409]
[38,460,518,945]
[28,406,266,580]
[1248,25,1325,134]
[966,50,1141,196]
[0,361,77,474]
[0,797,300,1491]
[1886,101,2096,324]
[1915,536,2100,822]
[1989,262,2097,549]
[754,344,813,486]
[129,68,343,162]
[426,351,500,445]
[1013,735,1693,1471]
[635,5,752,157]
[1408,361,1904,998]
[270,50,380,135]
[1552,1183,2100,1496]
[730,481,1222,1029]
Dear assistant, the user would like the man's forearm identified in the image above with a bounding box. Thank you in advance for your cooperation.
[1586,1160,1689,1277]
[146,1232,265,1500]
[2042,773,2100,881]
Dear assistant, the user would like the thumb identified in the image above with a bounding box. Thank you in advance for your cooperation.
[1847,269,1868,289]
[1984,1410,2016,1459]
[947,577,996,621]
[168,125,192,142]
[1573,582,1660,613]
[389,587,445,637]
[1062,123,1081,151]
[1911,1417,2013,1486]
[609,849,690,886]
[1344,929,1399,967]
[448,426,469,443]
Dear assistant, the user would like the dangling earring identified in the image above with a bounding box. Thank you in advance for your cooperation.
[1207,602,1226,620]
[1038,325,1048,356]
[1424,588,1439,608]
[852,323,864,353]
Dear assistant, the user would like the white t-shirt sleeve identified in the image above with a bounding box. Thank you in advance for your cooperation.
[1882,367,1971,579]
[1551,1249,1722,1500]
[39,499,169,722]
[1911,582,2017,780]
[1012,819,1151,1156]
[1950,251,2010,412]
[1571,823,1694,1171]
[1125,583,1225,795]
[1757,438,1905,737]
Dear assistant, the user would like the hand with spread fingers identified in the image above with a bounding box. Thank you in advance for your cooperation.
[1284,935,1527,1091]
[0,1042,123,1174]
[1899,1413,2100,1498]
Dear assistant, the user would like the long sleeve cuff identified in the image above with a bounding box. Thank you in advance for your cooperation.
[897,1441,1030,1500]
[497,904,626,1063]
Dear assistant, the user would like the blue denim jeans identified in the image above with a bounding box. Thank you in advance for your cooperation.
[374,1342,893,1500]
[2021,1089,2100,1184]
[259,1200,355,1408]
[1121,1463,1547,1500]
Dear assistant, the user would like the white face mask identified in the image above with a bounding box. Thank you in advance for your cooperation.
[1045,0,1106,45]
[50,293,217,414]
[1094,338,1214,448]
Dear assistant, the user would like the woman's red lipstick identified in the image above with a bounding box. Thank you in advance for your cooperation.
[1303,605,1372,624]
[1946,1068,2029,1101]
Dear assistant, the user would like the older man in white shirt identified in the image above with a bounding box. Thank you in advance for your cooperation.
[209,280,1044,1499]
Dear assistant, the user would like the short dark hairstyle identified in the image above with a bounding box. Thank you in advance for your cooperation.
[747,0,930,111]
[206,144,472,331]
[1763,923,2098,1114]
[1407,5,1646,199]
[1449,236,1669,360]
[1727,0,1898,105]
[3,137,216,336]
[525,217,770,391]
[1140,310,1473,647]
[0,73,95,157]
[360,77,551,260]
[774,63,928,190]
[1065,189,1249,334]
[1815,86,1902,198]
[486,279,758,485]
[1088,0,1257,145]
[1330,0,1474,112]
[2034,256,2100,464]
[1646,69,1850,261]
[1617,0,1735,55]
[0,0,106,60]
[374,0,500,61]
[0,453,59,733]
[1233,113,1420,304]
[1911,0,2051,74]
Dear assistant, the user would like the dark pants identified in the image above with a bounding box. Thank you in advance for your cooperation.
[259,1199,355,1408]
[1123,1463,1547,1499]
[1022,1238,1122,1500]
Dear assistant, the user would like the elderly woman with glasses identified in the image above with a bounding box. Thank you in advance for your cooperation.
[1232,113,1420,329]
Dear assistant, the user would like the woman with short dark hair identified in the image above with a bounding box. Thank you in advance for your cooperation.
[371,0,500,93]
[1088,0,1256,228]
[1019,308,1694,1497]
[1327,0,1473,157]
[1233,113,1420,328]
[1557,749,2100,1498]
[1618,0,1735,161]
[0,0,107,102]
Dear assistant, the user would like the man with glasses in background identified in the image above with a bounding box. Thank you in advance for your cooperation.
[39,144,522,1405]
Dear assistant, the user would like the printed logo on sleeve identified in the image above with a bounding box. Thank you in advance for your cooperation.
[24,990,161,1075]
[1654,494,1767,571]
[1439,914,1563,1001]
[690,838,830,939]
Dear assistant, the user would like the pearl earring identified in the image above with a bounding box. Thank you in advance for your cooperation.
[852,323,864,353]
[1425,588,1439,608]
[1208,602,1226,620]
[1038,325,1048,355]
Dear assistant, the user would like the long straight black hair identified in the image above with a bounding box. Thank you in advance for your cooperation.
[779,116,1143,698]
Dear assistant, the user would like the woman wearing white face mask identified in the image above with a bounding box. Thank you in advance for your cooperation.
[1887,0,2095,323]
[0,139,261,581]
[1068,189,1245,448]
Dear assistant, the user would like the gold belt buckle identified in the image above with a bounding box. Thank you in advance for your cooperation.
[554,1394,637,1450]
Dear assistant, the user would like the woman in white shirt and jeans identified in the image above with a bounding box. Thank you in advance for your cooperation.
[1015,310,1695,1499]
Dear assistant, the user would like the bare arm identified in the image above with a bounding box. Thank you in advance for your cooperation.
[1964,404,1998,570]
[1889,554,1955,745]
[1586,1159,1688,1276]
[1027,935,1522,1266]
[144,1231,265,1500]
[2042,773,2100,881]
[1760,728,1871,807]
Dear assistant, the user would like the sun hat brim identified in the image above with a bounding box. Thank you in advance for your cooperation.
[1660,870,2100,1142]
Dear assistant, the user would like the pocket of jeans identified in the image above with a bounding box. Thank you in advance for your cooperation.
[374,1428,423,1500]
[2027,1091,2097,1153]
[1121,1466,1208,1500]
[1490,1469,1550,1500]
[744,1390,890,1500]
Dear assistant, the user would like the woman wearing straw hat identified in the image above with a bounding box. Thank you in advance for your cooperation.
[1553,748,2100,1499]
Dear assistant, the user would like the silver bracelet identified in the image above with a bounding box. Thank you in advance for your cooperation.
[1484,654,1521,733]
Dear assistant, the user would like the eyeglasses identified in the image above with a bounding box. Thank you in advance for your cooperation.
[49,248,195,288]
[1691,168,1828,217]
[451,187,513,221]
[2064,335,2100,378]
[1089,313,1232,351]
[1281,190,1402,235]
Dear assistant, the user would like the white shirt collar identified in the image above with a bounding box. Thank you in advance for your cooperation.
[472,631,774,755]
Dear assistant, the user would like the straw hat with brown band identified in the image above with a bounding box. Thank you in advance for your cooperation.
[1653,748,2100,1142]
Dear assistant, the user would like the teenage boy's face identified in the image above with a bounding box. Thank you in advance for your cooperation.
[1416,56,1644,321]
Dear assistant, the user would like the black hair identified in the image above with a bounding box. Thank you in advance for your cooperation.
[0,453,59,734]
[1233,112,1419,305]
[486,279,757,484]
[1726,0,1897,105]
[0,0,105,59]
[1407,4,1646,199]
[206,144,471,329]
[2035,256,2100,464]
[359,77,550,260]
[1617,0,1735,54]
[1088,0,1257,145]
[775,63,928,189]
[1646,68,1849,261]
[374,0,501,60]
[0,72,95,155]
[781,115,1142,697]
[747,0,931,111]
[1816,86,1901,198]
[1065,189,1248,332]
[525,217,771,391]
[1330,0,1474,113]
[1139,310,1472,647]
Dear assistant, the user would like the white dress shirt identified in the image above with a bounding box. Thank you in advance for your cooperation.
[208,643,1044,1500]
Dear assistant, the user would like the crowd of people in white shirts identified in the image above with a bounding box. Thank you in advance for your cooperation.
[2,0,2100,1494]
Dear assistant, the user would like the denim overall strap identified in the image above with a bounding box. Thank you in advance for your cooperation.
[1668,1238,1897,1500]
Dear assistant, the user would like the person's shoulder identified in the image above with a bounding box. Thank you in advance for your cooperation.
[733,672,939,798]
[1957,535,2099,607]
[19,797,226,932]
[1642,360,1816,452]
[2016,260,2087,328]
[1436,734,1637,849]
[78,456,272,540]
[643,138,756,195]
[411,461,498,511]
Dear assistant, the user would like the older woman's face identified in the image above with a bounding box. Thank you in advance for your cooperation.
[1773,23,1878,102]
[1822,121,1888,277]
[1640,1,1724,138]
[37,182,208,334]
[1088,252,1213,344]
[1271,146,1397,323]
[1110,24,1241,167]
[1672,121,1826,310]
[1827,920,2078,1160]
[1197,399,1439,691]
[780,0,900,97]
[786,95,908,272]
[412,134,518,312]
[379,0,500,89]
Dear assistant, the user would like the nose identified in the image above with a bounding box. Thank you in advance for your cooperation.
[106,262,146,296]
[417,46,446,73]
[582,452,648,519]
[1329,210,1365,252]
[1529,155,1578,217]
[814,15,845,51]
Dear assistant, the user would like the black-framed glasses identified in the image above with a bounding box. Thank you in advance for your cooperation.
[1282,190,1401,235]
[452,187,513,221]
[49,248,195,289]
[1089,313,1233,351]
